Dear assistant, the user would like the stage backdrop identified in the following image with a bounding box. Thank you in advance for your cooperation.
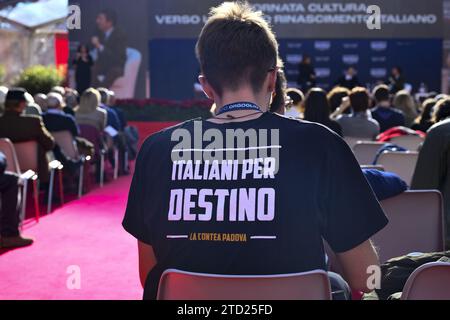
[70,0,445,99]
[69,0,149,99]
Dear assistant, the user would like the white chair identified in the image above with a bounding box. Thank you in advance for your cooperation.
[360,165,385,171]
[0,138,39,223]
[373,190,445,263]
[157,269,331,300]
[110,48,142,99]
[401,262,450,300]
[389,135,424,151]
[51,131,89,198]
[13,141,62,215]
[353,141,386,165]
[376,151,419,186]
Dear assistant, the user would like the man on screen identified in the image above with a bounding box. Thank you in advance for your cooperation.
[123,1,388,300]
[91,9,127,89]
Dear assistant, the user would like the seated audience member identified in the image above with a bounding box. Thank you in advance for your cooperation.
[0,151,34,248]
[0,88,55,182]
[97,88,121,131]
[33,93,48,112]
[43,93,94,173]
[99,88,129,174]
[334,66,361,90]
[75,88,107,132]
[371,84,405,133]
[24,93,42,118]
[285,88,304,119]
[269,69,287,115]
[337,87,380,139]
[43,93,79,137]
[411,98,450,247]
[362,169,407,201]
[393,90,418,127]
[411,98,436,133]
[107,90,127,130]
[303,88,342,136]
[50,86,66,97]
[328,86,350,113]
[64,89,79,116]
[0,86,8,115]
[0,152,33,248]
[123,2,388,300]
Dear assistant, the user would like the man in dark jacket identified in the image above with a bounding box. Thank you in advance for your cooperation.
[91,9,127,89]
[371,84,405,133]
[412,100,450,248]
[0,88,55,182]
[0,151,33,248]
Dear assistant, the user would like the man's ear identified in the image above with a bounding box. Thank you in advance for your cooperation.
[199,75,215,100]
[267,69,278,93]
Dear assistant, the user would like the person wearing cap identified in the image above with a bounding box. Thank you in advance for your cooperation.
[0,88,55,182]
[0,151,34,248]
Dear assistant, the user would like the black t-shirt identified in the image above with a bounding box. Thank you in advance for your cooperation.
[123,112,388,299]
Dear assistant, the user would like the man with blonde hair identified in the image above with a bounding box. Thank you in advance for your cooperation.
[123,2,387,300]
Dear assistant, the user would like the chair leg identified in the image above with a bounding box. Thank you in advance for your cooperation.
[33,179,40,222]
[100,154,105,187]
[123,151,129,173]
[78,162,84,199]
[20,180,28,225]
[47,169,55,214]
[114,149,119,180]
[58,169,64,205]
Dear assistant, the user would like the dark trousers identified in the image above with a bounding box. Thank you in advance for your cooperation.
[0,172,20,237]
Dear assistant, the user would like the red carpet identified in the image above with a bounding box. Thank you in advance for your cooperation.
[0,175,142,300]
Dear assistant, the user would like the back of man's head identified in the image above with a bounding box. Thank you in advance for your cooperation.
[195,1,278,96]
[372,84,390,104]
[5,87,28,112]
[349,87,370,113]
[47,92,64,109]
[51,86,66,97]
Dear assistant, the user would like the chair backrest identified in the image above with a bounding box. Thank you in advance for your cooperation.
[353,141,385,165]
[360,165,385,171]
[13,141,39,173]
[79,124,103,157]
[157,269,331,300]
[51,131,79,160]
[376,151,419,186]
[0,138,21,174]
[373,190,445,263]
[343,137,368,149]
[389,135,424,151]
[401,262,450,300]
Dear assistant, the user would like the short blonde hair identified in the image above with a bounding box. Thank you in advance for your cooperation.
[196,1,279,95]
[78,88,100,114]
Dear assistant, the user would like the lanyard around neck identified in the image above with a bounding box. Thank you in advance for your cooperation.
[216,101,262,116]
